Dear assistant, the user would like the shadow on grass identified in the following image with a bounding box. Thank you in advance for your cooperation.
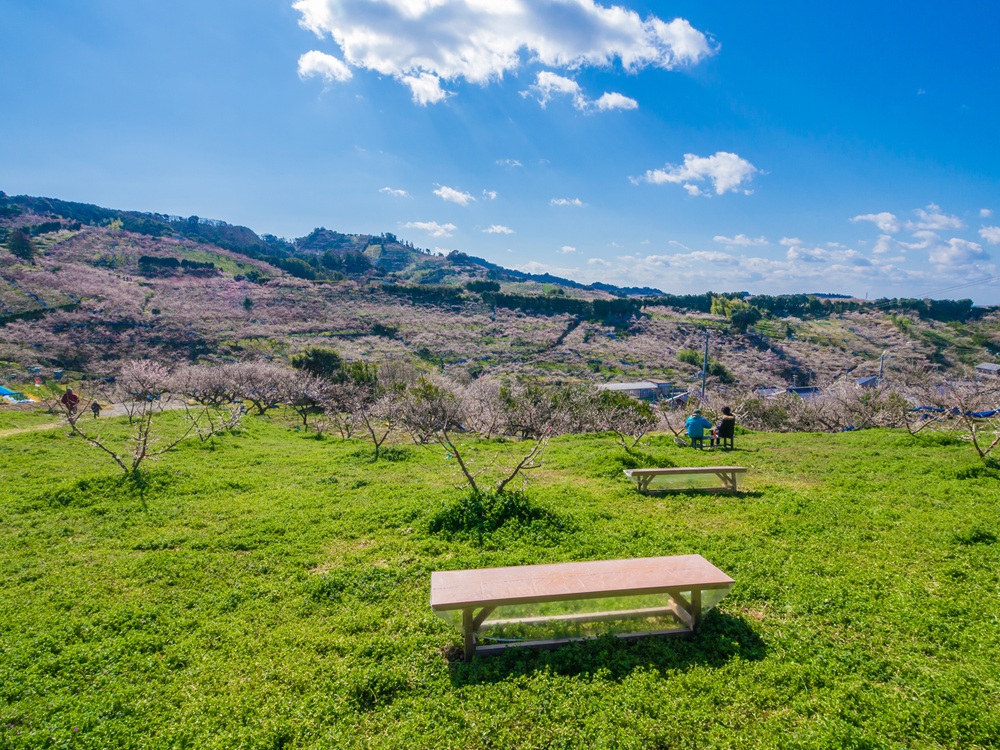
[447,610,765,686]
[32,470,168,510]
[634,490,765,499]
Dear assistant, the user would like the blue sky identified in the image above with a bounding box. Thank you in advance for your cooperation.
[3,1,1000,303]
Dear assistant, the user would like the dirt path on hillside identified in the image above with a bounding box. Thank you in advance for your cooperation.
[0,400,190,439]
[0,421,66,439]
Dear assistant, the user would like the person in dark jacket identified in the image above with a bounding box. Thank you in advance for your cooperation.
[714,406,736,449]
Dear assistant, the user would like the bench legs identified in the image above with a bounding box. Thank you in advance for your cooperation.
[711,471,740,492]
[461,606,496,660]
[462,609,475,661]
[458,595,709,660]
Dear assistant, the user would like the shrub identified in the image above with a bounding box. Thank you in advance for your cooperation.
[428,491,560,538]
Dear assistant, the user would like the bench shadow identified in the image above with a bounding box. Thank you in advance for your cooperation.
[446,610,765,687]
[639,489,765,499]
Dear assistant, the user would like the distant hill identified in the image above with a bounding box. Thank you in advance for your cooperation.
[1,190,998,387]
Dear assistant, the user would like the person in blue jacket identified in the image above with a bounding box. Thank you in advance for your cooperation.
[685,408,713,447]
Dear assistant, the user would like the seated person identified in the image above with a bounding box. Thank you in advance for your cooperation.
[685,408,713,447]
[714,406,736,448]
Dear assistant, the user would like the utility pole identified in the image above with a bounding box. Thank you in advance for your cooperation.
[701,329,709,399]
[878,351,886,381]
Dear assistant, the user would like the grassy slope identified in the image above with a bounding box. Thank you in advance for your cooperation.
[0,414,998,749]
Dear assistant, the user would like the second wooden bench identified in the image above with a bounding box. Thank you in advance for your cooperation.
[624,466,748,493]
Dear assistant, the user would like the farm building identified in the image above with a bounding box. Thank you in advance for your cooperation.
[597,379,672,400]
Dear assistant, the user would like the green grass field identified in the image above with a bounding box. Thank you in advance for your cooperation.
[1,411,998,749]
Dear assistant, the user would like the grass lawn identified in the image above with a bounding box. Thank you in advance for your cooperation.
[0,412,998,749]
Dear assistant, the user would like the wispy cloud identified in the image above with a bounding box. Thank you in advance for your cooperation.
[785,245,871,266]
[978,226,1000,244]
[496,159,522,168]
[433,185,475,206]
[297,50,352,83]
[402,221,456,238]
[714,234,768,247]
[482,190,497,201]
[593,92,639,111]
[551,197,584,207]
[294,0,714,105]
[587,258,612,267]
[508,247,944,299]
[905,203,964,231]
[929,238,987,266]
[980,208,994,218]
[633,152,759,196]
[403,72,450,105]
[482,225,514,235]
[523,73,636,111]
[560,245,577,254]
[379,186,409,198]
[851,212,899,233]
[524,72,587,109]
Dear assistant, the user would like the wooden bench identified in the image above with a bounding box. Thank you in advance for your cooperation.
[430,554,734,660]
[624,466,747,493]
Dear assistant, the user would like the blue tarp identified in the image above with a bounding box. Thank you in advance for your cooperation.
[912,405,1000,418]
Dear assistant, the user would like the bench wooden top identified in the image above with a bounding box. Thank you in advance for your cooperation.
[624,466,747,476]
[430,554,734,611]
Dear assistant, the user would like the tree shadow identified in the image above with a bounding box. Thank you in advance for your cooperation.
[446,610,765,687]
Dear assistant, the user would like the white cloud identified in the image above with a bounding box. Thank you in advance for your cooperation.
[784,245,870,266]
[786,247,825,263]
[904,230,940,251]
[905,203,964,231]
[851,212,899,233]
[779,237,801,247]
[483,224,514,235]
[636,251,738,269]
[634,152,759,196]
[551,197,584,207]
[297,50,353,83]
[524,71,587,109]
[980,208,994,218]
[714,234,767,247]
[929,238,987,266]
[515,245,956,298]
[560,245,577,254]
[588,258,612,267]
[293,0,714,105]
[379,187,409,198]
[402,221,457,238]
[433,185,475,205]
[593,92,638,111]
[980,226,1000,244]
[872,234,900,255]
[496,158,522,167]
[482,190,498,200]
[511,260,581,277]
[402,72,451,105]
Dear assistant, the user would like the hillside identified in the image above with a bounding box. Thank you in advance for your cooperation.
[2,192,999,388]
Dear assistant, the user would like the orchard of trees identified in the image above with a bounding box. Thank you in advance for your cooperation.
[50,348,1000,489]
